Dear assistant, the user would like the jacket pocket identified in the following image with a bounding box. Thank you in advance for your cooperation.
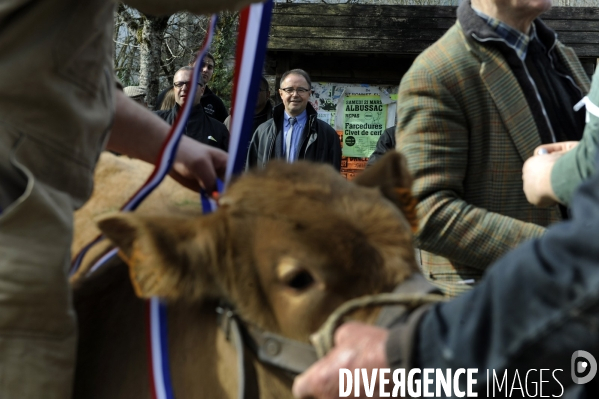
[0,134,30,217]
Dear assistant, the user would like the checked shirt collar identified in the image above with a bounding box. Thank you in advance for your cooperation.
[472,7,539,61]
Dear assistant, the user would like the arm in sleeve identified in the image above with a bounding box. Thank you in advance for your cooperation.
[397,66,545,270]
[551,108,599,205]
[408,163,599,394]
[108,90,226,192]
[330,127,342,172]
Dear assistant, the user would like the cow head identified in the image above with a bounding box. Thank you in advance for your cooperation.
[97,151,418,343]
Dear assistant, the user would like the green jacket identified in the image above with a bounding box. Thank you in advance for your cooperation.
[551,68,599,205]
[397,11,590,296]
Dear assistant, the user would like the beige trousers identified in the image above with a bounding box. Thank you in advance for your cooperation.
[0,130,77,397]
[0,0,115,397]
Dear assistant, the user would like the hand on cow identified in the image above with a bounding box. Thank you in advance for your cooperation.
[293,322,391,399]
[170,135,227,193]
[108,90,227,192]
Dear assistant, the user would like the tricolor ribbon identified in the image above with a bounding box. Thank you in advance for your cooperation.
[226,0,274,186]
[69,15,219,278]
[71,2,273,397]
[148,298,175,399]
[145,15,220,399]
[148,1,273,395]
[149,3,273,396]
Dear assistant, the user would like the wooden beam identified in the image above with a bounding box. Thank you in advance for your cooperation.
[268,4,599,57]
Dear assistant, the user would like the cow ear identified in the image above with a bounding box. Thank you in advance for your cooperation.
[353,151,418,232]
[97,212,226,301]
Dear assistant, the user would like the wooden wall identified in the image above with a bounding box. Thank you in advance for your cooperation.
[265,4,599,84]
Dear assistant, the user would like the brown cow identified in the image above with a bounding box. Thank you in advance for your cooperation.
[71,151,420,398]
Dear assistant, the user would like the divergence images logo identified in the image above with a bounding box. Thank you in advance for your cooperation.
[571,350,597,384]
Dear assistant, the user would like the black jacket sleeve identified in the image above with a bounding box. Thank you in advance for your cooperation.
[389,156,599,396]
[367,126,396,167]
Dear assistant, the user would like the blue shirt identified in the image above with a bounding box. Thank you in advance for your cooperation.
[473,7,538,61]
[283,110,307,162]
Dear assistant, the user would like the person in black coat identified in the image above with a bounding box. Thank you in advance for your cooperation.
[367,125,396,167]
[155,66,229,152]
[224,76,273,134]
[246,69,341,171]
[154,53,228,124]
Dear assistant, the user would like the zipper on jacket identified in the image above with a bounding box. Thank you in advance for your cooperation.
[472,33,557,142]
[545,32,584,99]
[266,131,276,168]
[300,114,317,158]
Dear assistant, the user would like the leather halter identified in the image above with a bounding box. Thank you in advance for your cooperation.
[216,273,445,399]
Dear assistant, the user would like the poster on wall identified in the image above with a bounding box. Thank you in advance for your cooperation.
[309,82,398,180]
[342,95,387,158]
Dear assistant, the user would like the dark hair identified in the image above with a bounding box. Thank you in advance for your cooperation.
[280,69,311,89]
[190,50,215,66]
[174,66,204,85]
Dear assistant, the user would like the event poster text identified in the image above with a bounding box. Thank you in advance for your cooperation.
[343,95,387,158]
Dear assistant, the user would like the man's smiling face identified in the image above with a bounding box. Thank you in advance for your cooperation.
[278,73,310,117]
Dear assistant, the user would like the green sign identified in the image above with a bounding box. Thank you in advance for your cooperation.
[342,95,387,158]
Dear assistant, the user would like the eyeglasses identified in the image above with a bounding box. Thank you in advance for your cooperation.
[174,81,204,89]
[280,87,310,95]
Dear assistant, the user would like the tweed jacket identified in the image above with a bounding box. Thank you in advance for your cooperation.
[397,8,590,296]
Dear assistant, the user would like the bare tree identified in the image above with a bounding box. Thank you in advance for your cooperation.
[139,15,170,107]
[113,5,237,108]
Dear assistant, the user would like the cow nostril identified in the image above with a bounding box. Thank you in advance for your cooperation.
[287,270,315,290]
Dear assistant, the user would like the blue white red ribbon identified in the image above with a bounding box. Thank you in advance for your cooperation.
[71,3,273,397]
[148,5,274,397]
[226,0,274,186]
[148,298,175,399]
[146,15,219,399]
[69,15,219,278]
[70,14,219,399]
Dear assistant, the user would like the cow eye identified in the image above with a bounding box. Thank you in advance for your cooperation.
[287,270,314,290]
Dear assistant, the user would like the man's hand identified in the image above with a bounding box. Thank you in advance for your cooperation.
[522,142,578,207]
[523,153,560,207]
[293,322,390,399]
[534,141,579,155]
[170,136,227,193]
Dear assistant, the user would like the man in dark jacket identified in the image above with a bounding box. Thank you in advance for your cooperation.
[154,53,228,124]
[155,66,228,152]
[395,0,589,297]
[366,125,396,167]
[199,53,229,123]
[224,75,273,134]
[293,41,599,399]
[246,69,341,171]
